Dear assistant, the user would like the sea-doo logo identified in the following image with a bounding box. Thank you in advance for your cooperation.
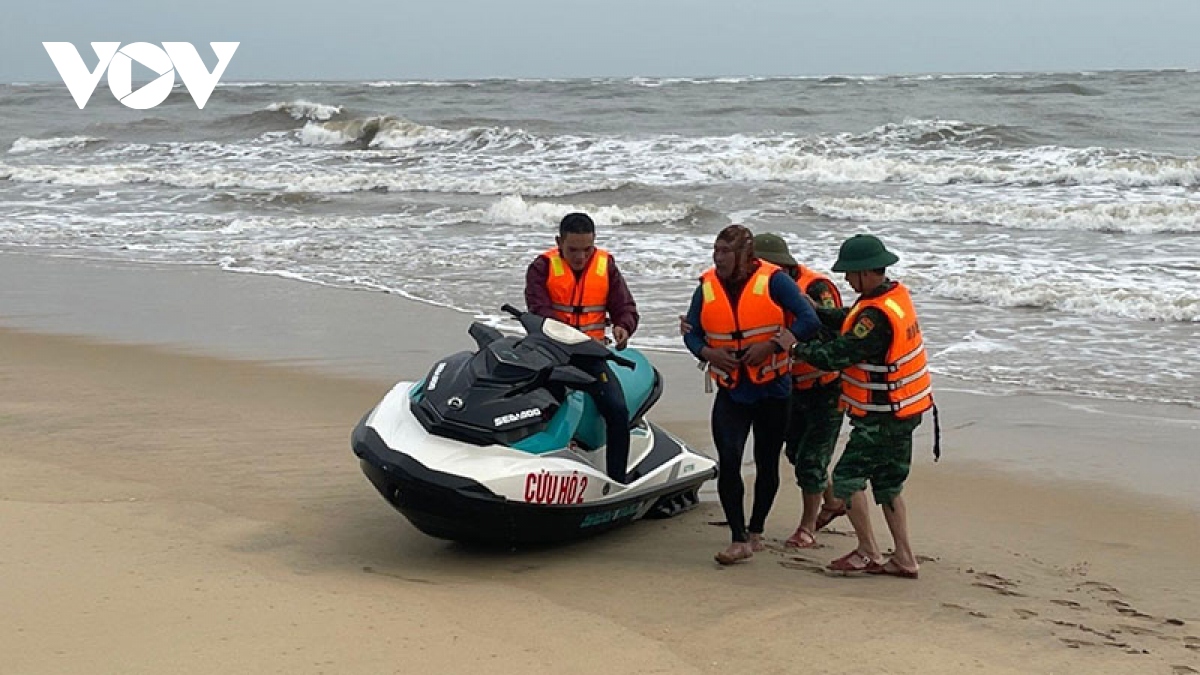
[493,408,541,427]
[42,42,239,110]
[427,362,446,391]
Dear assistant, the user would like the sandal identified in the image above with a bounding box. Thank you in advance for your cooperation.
[714,542,753,565]
[815,502,847,531]
[827,549,880,572]
[784,526,817,549]
[748,532,766,552]
[865,558,920,579]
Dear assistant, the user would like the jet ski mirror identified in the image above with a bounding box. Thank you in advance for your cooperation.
[468,322,504,350]
[501,303,544,336]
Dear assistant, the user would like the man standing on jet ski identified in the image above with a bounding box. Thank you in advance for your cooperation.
[524,212,640,484]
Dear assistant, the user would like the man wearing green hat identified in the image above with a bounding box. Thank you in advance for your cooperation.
[791,234,935,579]
[749,233,848,550]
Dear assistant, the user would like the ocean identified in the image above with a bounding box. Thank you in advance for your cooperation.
[1,71,1197,409]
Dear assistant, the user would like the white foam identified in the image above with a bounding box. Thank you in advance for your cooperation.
[480,195,696,227]
[804,195,1200,234]
[0,161,625,197]
[364,80,476,88]
[265,100,343,121]
[922,267,1200,323]
[9,136,105,154]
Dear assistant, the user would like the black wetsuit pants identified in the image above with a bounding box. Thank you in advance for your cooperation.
[580,360,631,483]
[711,389,788,543]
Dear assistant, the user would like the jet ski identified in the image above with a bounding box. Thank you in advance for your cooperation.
[351,304,717,545]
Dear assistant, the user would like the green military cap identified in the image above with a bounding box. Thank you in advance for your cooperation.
[753,232,797,267]
[831,234,899,272]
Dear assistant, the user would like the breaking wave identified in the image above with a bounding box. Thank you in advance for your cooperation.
[8,136,106,154]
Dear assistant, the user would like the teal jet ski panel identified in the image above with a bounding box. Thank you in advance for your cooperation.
[511,347,658,455]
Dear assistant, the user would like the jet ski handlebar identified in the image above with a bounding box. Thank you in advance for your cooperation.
[500,304,636,370]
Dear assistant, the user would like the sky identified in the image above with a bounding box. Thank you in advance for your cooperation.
[5,0,1200,82]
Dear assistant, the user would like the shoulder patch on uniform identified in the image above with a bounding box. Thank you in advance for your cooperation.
[852,315,875,338]
[816,289,837,308]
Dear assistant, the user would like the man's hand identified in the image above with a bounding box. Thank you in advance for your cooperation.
[678,314,692,336]
[740,341,777,367]
[773,330,797,354]
[612,326,630,350]
[701,346,739,374]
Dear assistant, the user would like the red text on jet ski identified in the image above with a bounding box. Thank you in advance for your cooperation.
[524,470,588,504]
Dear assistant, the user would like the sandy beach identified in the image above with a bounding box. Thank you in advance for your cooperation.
[2,252,1198,675]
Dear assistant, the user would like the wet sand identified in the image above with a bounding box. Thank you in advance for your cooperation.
[2,252,1198,674]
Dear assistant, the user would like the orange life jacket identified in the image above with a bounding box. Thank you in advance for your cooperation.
[791,267,843,391]
[541,247,611,340]
[699,261,789,388]
[839,282,933,418]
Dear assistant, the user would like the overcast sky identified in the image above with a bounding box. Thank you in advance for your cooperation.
[6,0,1200,82]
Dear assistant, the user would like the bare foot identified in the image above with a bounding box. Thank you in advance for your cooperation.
[748,532,766,552]
[714,542,754,565]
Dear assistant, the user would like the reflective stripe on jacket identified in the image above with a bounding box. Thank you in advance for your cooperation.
[699,262,788,388]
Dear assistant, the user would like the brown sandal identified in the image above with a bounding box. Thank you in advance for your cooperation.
[866,558,919,579]
[784,526,817,548]
[827,549,880,572]
[714,542,753,565]
[815,503,847,531]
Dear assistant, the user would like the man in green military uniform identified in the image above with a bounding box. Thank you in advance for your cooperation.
[791,234,934,579]
[751,233,847,549]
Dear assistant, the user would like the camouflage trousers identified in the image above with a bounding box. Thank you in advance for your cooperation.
[783,383,844,495]
[830,413,923,508]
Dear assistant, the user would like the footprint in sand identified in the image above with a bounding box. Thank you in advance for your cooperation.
[973,581,1027,597]
[970,571,1022,596]
[1117,624,1162,637]
[1051,599,1085,610]
[1013,609,1039,620]
[1052,620,1115,640]
[1107,599,1155,620]
[778,557,827,575]
[1060,638,1097,649]
[1171,666,1198,675]
[974,571,1019,586]
[940,603,990,619]
[1075,580,1122,595]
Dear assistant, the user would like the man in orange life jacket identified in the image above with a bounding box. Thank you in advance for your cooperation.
[791,234,934,579]
[682,225,820,565]
[751,233,848,551]
[525,213,640,484]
